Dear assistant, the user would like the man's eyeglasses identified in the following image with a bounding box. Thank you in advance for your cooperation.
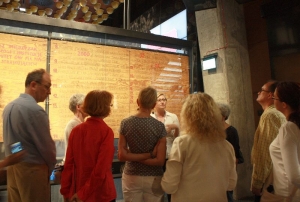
[36,81,51,90]
[259,89,270,93]
[157,98,167,102]
[271,96,280,101]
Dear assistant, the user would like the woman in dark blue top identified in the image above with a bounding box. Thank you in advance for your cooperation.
[218,103,244,202]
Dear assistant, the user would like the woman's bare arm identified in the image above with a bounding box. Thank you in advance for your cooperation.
[139,137,166,166]
[118,134,152,162]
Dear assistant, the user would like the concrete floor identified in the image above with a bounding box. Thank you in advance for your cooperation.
[234,197,254,202]
[116,196,254,202]
[1,186,254,202]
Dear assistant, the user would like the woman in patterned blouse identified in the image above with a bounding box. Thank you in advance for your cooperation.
[118,86,167,202]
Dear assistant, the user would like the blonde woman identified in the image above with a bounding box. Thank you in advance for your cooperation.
[161,92,237,202]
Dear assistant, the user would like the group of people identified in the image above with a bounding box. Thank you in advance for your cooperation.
[1,68,300,202]
[59,86,238,202]
[251,80,300,202]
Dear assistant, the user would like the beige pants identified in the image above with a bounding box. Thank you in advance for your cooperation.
[122,173,164,202]
[7,162,50,202]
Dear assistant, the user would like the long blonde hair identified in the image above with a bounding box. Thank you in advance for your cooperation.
[180,92,226,142]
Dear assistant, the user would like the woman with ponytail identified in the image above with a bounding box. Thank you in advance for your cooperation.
[268,81,300,200]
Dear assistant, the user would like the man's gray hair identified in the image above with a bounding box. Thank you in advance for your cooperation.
[217,103,231,120]
[69,94,85,113]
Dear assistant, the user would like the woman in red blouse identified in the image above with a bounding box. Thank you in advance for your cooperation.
[60,90,116,202]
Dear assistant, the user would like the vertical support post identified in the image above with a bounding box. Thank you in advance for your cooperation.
[126,0,130,30]
[45,31,52,114]
[123,0,127,29]
[123,0,130,30]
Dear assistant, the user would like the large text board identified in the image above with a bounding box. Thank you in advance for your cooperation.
[0,34,189,141]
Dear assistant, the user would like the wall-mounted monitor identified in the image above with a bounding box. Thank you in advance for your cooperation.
[202,54,218,70]
[141,9,187,53]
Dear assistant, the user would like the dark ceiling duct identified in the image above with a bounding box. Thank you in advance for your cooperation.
[235,0,254,4]
[261,0,300,18]
[103,0,112,5]
[182,0,255,12]
[30,0,53,7]
[182,0,217,11]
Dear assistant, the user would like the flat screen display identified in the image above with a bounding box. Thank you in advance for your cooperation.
[141,9,187,53]
[202,57,217,70]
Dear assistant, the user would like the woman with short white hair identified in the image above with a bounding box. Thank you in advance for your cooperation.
[218,103,243,202]
[63,93,87,164]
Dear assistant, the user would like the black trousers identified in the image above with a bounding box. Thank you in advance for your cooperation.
[254,195,261,202]
[163,159,171,202]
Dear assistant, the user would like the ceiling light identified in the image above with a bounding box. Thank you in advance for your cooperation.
[83,15,90,21]
[56,1,63,9]
[79,0,86,7]
[6,4,14,12]
[106,7,113,14]
[38,10,46,16]
[12,2,20,9]
[93,3,101,9]
[96,8,103,15]
[54,13,61,18]
[81,6,89,13]
[30,5,38,12]
[111,1,119,9]
[63,1,71,6]
[102,13,108,20]
[91,14,98,21]
[97,17,103,23]
[85,11,92,17]
[90,0,97,5]
[45,8,53,15]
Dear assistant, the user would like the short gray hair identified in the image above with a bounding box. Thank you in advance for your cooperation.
[217,103,231,120]
[69,94,85,113]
